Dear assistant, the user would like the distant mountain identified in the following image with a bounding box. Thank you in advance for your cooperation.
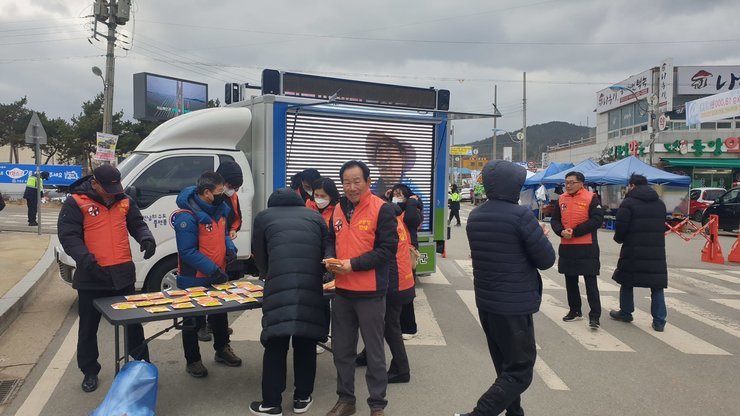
[460,121,594,164]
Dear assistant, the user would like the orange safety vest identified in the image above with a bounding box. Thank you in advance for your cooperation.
[559,188,594,245]
[229,192,241,232]
[72,194,132,267]
[394,212,414,292]
[176,209,227,278]
[333,191,385,293]
[306,199,335,228]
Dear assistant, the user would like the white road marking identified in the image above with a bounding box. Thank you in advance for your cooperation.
[726,270,740,276]
[601,266,685,293]
[601,296,730,355]
[540,294,633,352]
[664,297,740,339]
[16,318,79,416]
[540,275,563,290]
[681,269,740,285]
[710,298,740,311]
[403,288,446,346]
[456,290,569,391]
[668,270,740,296]
[455,259,474,277]
[418,271,450,285]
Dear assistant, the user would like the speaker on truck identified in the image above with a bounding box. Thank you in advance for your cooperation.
[437,89,450,111]
[262,69,281,95]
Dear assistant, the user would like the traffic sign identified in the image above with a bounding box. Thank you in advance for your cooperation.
[24,113,47,145]
[658,114,670,131]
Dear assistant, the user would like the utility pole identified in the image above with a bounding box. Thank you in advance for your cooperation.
[522,72,527,163]
[492,85,497,161]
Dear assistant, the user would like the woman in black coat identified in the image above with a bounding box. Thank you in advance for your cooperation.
[250,188,329,414]
[610,175,668,331]
[390,184,422,338]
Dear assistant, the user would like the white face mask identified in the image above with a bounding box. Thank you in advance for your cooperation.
[224,188,236,197]
[315,197,330,209]
[392,197,404,204]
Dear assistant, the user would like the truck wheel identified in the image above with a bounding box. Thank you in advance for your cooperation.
[692,211,703,222]
[145,257,178,293]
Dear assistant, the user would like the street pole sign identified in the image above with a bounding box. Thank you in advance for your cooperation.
[24,112,47,235]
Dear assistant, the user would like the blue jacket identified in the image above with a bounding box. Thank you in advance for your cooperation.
[466,161,555,315]
[174,186,236,288]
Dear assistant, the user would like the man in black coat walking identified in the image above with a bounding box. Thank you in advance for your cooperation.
[455,160,555,416]
[551,171,605,329]
[609,174,668,331]
[249,188,329,416]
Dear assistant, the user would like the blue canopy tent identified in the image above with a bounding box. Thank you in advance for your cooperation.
[541,159,600,185]
[584,156,690,186]
[522,162,574,188]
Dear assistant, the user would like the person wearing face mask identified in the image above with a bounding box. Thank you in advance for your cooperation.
[57,164,156,392]
[174,171,242,378]
[391,184,422,339]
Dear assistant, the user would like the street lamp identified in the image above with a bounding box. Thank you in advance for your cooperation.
[609,84,658,166]
[92,65,112,134]
[491,128,519,162]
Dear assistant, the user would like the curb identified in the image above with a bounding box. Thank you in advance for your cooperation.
[0,236,58,337]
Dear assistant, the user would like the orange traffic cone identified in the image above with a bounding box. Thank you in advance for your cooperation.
[729,230,740,263]
[701,215,725,264]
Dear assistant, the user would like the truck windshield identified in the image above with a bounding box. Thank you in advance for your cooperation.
[118,153,148,179]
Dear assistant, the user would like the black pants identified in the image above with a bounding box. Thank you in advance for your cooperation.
[473,311,536,416]
[182,313,229,363]
[77,286,149,375]
[564,274,601,319]
[399,300,417,334]
[385,302,410,376]
[261,336,317,407]
[26,195,37,224]
[448,209,461,225]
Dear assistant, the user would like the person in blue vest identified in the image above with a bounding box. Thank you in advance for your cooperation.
[174,171,242,378]
[24,171,49,225]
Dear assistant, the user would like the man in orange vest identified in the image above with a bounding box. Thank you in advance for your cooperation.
[325,160,398,416]
[551,171,605,329]
[58,164,156,393]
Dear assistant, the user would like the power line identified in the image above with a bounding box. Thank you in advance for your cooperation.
[0,54,103,64]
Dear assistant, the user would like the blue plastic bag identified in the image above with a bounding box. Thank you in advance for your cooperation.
[90,361,158,416]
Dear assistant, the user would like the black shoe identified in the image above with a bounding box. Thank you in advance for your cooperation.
[387,372,411,383]
[355,351,367,367]
[609,310,633,323]
[28,222,38,226]
[81,374,98,392]
[562,311,582,322]
[652,323,665,332]
[197,326,212,342]
[249,401,283,415]
[455,223,461,227]
[215,345,242,367]
[589,317,600,329]
[292,396,313,414]
[186,360,208,378]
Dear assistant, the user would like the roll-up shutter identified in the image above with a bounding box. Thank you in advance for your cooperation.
[285,111,436,232]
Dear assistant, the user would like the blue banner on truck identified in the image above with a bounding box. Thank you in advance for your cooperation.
[0,163,83,185]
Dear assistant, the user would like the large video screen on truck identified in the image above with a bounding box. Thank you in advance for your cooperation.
[133,72,208,122]
[284,112,436,231]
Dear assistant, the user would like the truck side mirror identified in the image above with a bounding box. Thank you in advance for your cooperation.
[714,197,723,205]
[125,185,138,203]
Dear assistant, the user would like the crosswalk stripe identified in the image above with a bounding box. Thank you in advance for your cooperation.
[418,271,450,285]
[540,294,634,352]
[726,270,740,276]
[540,275,563,290]
[600,265,685,294]
[668,270,740,296]
[664,297,740,339]
[681,269,740,285]
[404,288,446,346]
[710,298,740,311]
[455,289,570,391]
[600,295,730,355]
[455,259,474,277]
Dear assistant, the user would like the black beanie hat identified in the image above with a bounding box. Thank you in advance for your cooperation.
[216,161,244,187]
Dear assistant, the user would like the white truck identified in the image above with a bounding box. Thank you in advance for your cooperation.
[56,71,482,291]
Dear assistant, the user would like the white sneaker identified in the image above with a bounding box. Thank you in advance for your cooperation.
[402,333,415,340]
[316,345,325,354]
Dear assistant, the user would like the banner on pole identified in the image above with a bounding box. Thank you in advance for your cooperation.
[685,88,740,127]
[0,164,82,185]
[95,132,119,161]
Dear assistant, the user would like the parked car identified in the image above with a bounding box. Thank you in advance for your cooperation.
[689,187,726,221]
[702,187,740,232]
[460,187,473,202]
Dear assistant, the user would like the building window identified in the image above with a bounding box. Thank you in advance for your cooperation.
[717,121,732,129]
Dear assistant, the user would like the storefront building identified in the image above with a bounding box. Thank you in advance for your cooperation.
[547,62,740,189]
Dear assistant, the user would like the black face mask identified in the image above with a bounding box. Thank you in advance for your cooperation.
[212,193,227,206]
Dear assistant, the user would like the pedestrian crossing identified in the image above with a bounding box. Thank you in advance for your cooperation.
[0,213,58,229]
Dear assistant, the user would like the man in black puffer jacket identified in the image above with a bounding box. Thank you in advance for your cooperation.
[456,160,555,416]
[249,188,329,416]
[609,174,668,332]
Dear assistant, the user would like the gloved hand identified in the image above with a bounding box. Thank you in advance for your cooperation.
[225,250,237,265]
[208,268,229,282]
[80,254,106,279]
[140,240,156,260]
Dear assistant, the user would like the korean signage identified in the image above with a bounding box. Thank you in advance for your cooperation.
[596,69,654,114]
[450,146,473,156]
[608,140,647,160]
[95,132,118,161]
[677,66,740,95]
[661,137,740,156]
[0,163,82,185]
[685,88,740,127]
[658,58,674,113]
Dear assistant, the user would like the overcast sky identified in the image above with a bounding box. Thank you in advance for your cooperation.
[2,0,739,144]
